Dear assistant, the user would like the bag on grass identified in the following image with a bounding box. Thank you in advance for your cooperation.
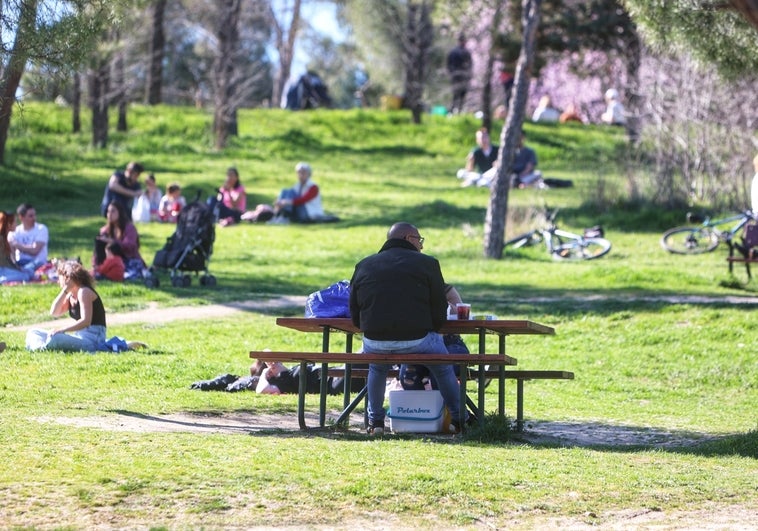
[305,280,351,318]
[132,194,151,223]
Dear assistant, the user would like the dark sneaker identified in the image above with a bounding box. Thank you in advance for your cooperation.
[367,419,385,436]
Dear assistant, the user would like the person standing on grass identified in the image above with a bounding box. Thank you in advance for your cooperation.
[101,161,145,220]
[349,222,469,436]
[26,261,107,352]
[447,33,472,114]
[8,203,49,271]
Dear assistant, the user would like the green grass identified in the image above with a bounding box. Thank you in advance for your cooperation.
[0,103,756,528]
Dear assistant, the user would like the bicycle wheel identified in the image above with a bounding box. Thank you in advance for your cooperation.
[660,226,719,254]
[552,238,612,261]
[505,231,540,249]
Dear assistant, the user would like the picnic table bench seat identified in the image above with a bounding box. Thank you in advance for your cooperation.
[250,350,573,431]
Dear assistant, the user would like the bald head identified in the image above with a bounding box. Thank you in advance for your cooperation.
[388,222,418,240]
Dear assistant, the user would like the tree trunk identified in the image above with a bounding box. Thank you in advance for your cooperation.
[483,0,541,259]
[403,1,433,125]
[114,52,127,132]
[0,0,38,165]
[270,0,302,108]
[146,0,167,105]
[480,0,504,132]
[623,28,642,143]
[213,0,242,149]
[72,71,81,133]
[90,60,110,148]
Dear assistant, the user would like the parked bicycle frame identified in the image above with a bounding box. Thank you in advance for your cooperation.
[660,210,756,254]
[504,208,612,261]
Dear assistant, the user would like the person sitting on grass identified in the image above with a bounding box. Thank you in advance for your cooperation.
[94,201,146,279]
[8,203,49,272]
[26,261,107,352]
[457,128,499,188]
[208,167,247,226]
[242,162,330,224]
[0,210,33,284]
[93,241,125,282]
[269,162,325,224]
[158,182,186,223]
[251,359,362,395]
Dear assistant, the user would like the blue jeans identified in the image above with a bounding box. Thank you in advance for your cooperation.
[278,189,308,222]
[26,325,106,352]
[0,266,33,284]
[362,332,462,424]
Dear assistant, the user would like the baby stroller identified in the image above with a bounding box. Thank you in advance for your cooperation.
[146,192,218,288]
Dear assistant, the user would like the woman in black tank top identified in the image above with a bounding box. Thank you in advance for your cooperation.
[26,261,107,352]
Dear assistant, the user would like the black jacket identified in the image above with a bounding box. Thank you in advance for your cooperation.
[349,238,447,340]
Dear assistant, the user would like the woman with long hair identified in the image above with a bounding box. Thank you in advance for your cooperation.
[210,167,247,226]
[0,211,33,284]
[94,201,145,270]
[26,261,107,351]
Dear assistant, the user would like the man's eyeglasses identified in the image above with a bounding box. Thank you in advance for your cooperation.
[408,234,425,245]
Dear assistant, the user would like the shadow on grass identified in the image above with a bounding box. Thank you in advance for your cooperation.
[513,420,757,459]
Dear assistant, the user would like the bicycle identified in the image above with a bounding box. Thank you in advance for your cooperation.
[504,208,612,260]
[660,209,756,254]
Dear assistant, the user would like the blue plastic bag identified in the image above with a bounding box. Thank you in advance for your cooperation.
[304,280,351,318]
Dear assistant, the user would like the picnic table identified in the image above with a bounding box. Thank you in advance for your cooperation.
[251,317,568,432]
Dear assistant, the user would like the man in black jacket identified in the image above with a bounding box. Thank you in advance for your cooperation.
[349,222,466,435]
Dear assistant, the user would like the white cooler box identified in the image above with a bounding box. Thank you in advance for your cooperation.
[387,390,445,433]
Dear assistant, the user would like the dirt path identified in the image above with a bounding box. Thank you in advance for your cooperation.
[10,293,758,332]
[7,294,308,331]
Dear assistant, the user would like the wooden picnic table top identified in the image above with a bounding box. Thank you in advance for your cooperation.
[275,317,555,336]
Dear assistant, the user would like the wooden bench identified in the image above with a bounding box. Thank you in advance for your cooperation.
[727,222,758,280]
[250,351,573,432]
[321,366,574,432]
[250,351,516,431]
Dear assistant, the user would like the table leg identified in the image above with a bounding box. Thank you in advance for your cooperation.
[477,363,486,427]
[334,385,367,426]
[458,362,467,431]
[342,334,354,414]
[297,360,308,430]
[318,327,333,428]
[499,334,506,418]
[319,362,328,427]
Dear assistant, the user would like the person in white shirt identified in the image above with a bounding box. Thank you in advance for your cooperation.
[601,88,626,126]
[8,203,48,271]
[532,95,560,123]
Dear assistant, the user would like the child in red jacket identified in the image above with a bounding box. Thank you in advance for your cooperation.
[93,242,125,282]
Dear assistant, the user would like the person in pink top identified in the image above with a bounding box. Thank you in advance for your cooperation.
[94,201,145,277]
[210,167,247,226]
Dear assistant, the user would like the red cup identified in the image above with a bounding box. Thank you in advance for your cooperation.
[456,303,471,320]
